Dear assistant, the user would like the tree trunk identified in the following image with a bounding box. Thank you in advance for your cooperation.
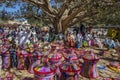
[53,16,71,34]
[53,18,63,34]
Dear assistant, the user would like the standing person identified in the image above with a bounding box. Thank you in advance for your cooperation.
[89,25,93,33]
[83,31,89,47]
[88,33,93,47]
[65,30,68,40]
[43,31,49,42]
[10,44,18,68]
[17,49,25,70]
[76,32,83,48]
[59,32,63,41]
[0,29,3,39]
[31,30,38,43]
[49,29,55,42]
[80,24,85,37]
[69,31,77,48]
[1,44,10,70]
[67,33,71,47]
[0,46,2,73]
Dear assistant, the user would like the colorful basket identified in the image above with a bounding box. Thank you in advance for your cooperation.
[48,53,62,63]
[59,62,81,74]
[81,52,99,78]
[59,61,81,80]
[108,62,120,72]
[34,64,57,78]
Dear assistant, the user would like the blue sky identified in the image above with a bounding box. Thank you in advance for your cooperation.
[0,0,60,21]
[0,1,25,13]
[0,0,58,13]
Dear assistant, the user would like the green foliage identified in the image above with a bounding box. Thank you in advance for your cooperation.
[0,0,120,27]
[107,28,120,41]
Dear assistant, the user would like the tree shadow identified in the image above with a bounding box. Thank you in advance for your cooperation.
[101,57,120,62]
[22,77,34,80]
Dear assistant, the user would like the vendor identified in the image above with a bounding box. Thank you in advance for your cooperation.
[76,32,83,48]
[10,44,17,68]
[109,39,116,49]
[68,31,76,48]
[115,39,120,48]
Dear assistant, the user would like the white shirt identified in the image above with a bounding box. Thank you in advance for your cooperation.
[77,33,83,42]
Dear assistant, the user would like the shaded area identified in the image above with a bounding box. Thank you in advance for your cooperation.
[101,57,120,62]
[22,77,34,80]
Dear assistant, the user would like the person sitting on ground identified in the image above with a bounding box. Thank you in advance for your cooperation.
[104,37,110,48]
[95,38,103,48]
[115,39,120,48]
[108,39,116,49]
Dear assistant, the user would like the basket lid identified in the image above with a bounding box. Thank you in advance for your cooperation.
[64,49,71,53]
[48,52,62,60]
[83,51,99,60]
[64,53,78,61]
[59,62,81,73]
[34,63,56,75]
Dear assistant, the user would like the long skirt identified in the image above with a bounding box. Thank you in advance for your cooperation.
[24,56,30,70]
[70,40,76,48]
[10,52,18,68]
[88,40,92,46]
[91,39,95,46]
[17,55,25,70]
[0,56,2,73]
[2,53,10,69]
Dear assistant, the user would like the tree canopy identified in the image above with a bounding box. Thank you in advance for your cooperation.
[0,0,120,33]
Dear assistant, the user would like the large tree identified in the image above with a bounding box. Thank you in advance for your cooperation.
[22,0,120,33]
[0,0,120,33]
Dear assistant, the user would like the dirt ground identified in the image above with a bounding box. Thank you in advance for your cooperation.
[0,47,120,80]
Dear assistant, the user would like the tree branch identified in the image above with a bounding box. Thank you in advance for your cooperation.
[68,1,86,15]
[62,7,85,26]
[62,0,96,26]
[58,0,73,18]
[33,14,53,23]
[44,0,54,13]
[23,0,56,18]
[55,0,58,10]
[68,11,99,27]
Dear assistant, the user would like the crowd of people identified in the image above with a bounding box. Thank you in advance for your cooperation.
[0,24,120,71]
[0,24,120,49]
